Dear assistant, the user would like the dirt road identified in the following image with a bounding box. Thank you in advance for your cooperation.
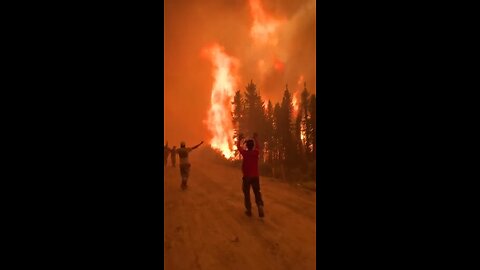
[164,153,316,270]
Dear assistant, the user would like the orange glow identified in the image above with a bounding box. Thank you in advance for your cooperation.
[203,44,239,159]
[273,57,284,72]
[249,0,283,46]
[292,74,304,117]
[296,74,307,145]
[292,91,299,116]
[164,1,316,156]
[300,121,306,145]
[297,75,305,85]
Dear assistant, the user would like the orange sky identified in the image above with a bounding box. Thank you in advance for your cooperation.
[164,0,316,147]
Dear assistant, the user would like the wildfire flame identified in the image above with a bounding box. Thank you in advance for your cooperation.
[292,91,299,116]
[297,75,306,144]
[203,44,238,159]
[292,90,307,145]
[292,74,305,117]
[200,1,306,160]
[300,122,306,144]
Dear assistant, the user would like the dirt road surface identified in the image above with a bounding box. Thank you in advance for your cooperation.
[164,153,316,270]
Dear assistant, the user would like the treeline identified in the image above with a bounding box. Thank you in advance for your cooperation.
[232,80,316,181]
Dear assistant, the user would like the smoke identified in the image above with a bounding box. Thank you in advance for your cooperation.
[234,0,316,102]
[164,0,315,146]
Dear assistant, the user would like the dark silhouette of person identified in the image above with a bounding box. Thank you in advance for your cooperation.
[164,142,171,167]
[237,132,264,217]
[176,140,203,190]
[170,146,177,167]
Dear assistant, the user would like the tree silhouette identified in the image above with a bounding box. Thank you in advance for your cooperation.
[294,107,304,164]
[279,84,297,167]
[243,80,267,162]
[308,94,316,159]
[273,102,282,162]
[300,82,312,160]
[228,79,316,180]
[265,100,274,165]
[232,90,244,158]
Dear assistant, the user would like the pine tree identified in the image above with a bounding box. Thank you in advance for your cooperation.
[308,94,316,159]
[243,80,267,163]
[294,109,304,163]
[300,82,312,159]
[244,80,255,135]
[273,102,282,162]
[280,84,296,167]
[231,90,244,158]
[265,100,274,165]
[272,102,283,178]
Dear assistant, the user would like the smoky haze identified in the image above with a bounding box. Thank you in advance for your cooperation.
[164,0,316,147]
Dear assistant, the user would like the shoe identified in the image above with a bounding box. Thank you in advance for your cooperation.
[245,210,252,217]
[258,206,264,218]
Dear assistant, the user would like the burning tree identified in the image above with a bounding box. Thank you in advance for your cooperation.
[203,44,239,159]
[300,82,313,160]
[231,90,244,159]
[309,94,316,160]
[264,100,275,165]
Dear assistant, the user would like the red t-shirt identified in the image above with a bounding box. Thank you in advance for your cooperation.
[237,140,260,177]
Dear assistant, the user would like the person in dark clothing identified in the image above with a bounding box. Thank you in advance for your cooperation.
[164,142,170,167]
[170,146,177,167]
[176,140,203,190]
[237,133,264,218]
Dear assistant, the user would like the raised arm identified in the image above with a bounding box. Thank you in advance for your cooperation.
[237,133,246,155]
[191,141,204,150]
[253,132,260,152]
[237,133,244,150]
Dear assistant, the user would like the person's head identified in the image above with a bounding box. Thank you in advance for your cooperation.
[245,139,254,150]
[180,141,186,148]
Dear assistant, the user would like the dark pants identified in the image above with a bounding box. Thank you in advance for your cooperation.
[180,164,191,188]
[180,164,190,179]
[242,177,264,210]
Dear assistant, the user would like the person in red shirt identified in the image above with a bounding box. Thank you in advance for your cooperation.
[237,132,264,217]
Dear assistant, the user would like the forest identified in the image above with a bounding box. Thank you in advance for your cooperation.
[230,80,316,184]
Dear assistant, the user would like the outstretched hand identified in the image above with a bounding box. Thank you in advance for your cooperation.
[192,141,204,150]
